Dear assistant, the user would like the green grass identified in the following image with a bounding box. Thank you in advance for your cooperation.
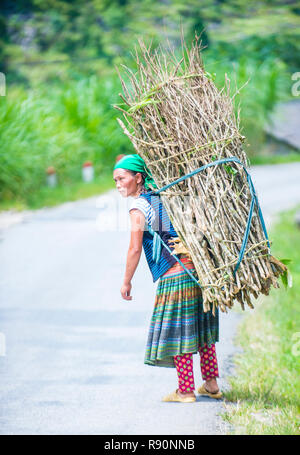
[249,152,300,166]
[222,206,300,435]
[0,173,115,212]
[0,76,131,205]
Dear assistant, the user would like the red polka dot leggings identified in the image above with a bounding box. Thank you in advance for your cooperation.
[173,344,219,393]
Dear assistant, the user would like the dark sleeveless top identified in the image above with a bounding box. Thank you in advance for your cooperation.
[138,191,178,282]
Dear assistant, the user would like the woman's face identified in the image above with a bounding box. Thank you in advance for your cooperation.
[113,168,142,197]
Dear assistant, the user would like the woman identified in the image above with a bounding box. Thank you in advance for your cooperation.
[113,154,222,403]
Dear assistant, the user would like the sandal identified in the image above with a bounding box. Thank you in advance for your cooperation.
[162,389,196,403]
[197,384,223,399]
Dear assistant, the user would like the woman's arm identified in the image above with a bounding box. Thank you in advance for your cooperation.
[121,209,145,301]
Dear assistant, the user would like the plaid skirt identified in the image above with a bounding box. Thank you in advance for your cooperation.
[144,255,219,368]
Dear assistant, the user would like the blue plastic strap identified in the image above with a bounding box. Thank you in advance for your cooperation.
[148,225,201,287]
[149,156,270,281]
[151,229,161,264]
[153,157,241,195]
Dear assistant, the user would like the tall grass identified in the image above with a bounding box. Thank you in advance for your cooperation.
[0,75,131,205]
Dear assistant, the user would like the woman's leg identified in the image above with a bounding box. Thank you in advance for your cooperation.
[173,353,195,395]
[198,343,220,392]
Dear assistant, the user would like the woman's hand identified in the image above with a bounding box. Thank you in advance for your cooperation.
[121,282,132,301]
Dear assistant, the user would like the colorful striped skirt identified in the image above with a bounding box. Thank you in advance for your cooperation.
[144,255,219,368]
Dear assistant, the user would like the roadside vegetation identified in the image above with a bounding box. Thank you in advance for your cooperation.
[222,206,300,435]
[1,0,299,211]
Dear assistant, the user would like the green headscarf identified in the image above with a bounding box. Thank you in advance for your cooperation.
[113,154,158,190]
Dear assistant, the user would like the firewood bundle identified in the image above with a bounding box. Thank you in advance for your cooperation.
[114,36,287,314]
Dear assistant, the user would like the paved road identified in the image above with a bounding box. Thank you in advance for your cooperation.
[0,162,300,435]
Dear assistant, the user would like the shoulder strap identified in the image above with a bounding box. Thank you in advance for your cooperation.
[140,192,202,287]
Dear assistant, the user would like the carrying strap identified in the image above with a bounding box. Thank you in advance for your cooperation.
[148,224,201,287]
[147,156,271,287]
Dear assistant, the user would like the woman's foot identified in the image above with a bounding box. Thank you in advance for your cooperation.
[204,378,220,394]
[177,389,196,399]
[162,389,196,403]
[197,379,222,399]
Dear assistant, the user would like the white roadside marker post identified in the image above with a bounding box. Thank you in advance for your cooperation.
[82,161,94,183]
[46,166,57,187]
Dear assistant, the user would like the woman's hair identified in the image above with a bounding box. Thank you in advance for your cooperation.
[127,170,146,186]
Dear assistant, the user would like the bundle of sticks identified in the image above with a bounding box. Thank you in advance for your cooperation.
[114,36,287,314]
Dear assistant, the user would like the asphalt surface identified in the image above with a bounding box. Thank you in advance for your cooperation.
[0,162,300,435]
